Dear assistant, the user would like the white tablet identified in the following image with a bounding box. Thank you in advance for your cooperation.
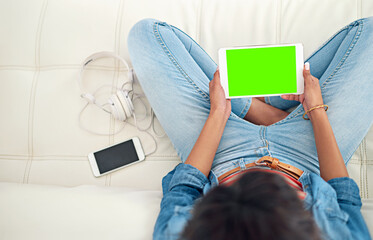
[218,43,304,98]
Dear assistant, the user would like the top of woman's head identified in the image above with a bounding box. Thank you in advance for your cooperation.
[180,170,321,240]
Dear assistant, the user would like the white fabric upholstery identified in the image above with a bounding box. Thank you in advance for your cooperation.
[0,182,162,240]
[0,0,372,239]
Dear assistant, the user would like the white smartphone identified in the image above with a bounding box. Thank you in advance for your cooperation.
[88,137,145,177]
[218,43,304,98]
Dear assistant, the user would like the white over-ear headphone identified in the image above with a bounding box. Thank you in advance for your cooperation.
[78,51,135,122]
[77,51,165,156]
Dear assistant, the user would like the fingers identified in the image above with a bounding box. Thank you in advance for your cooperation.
[304,62,310,71]
[213,68,220,82]
[281,95,290,100]
[281,94,299,101]
[210,68,221,88]
[303,62,312,85]
[271,63,314,103]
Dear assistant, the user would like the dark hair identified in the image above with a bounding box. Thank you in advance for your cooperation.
[180,170,320,240]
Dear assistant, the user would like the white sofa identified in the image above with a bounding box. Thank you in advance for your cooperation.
[1,0,372,239]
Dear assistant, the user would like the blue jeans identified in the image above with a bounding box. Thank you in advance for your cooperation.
[128,17,373,179]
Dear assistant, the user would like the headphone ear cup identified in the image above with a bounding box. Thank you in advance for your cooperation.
[128,69,134,83]
[117,90,133,119]
[108,97,120,121]
[126,91,134,113]
[109,94,126,121]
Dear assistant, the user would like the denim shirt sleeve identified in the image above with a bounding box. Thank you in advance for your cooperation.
[327,177,371,240]
[300,172,371,240]
[153,163,218,240]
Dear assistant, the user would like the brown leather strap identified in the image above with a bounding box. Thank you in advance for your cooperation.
[217,156,303,182]
[271,158,279,169]
[217,162,256,182]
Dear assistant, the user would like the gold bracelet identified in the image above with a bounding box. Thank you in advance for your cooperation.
[303,104,328,120]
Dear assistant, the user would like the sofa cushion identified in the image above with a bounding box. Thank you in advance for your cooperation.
[0,182,161,240]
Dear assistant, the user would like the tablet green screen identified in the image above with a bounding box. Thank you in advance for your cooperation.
[226,46,297,97]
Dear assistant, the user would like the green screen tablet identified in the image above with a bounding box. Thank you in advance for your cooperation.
[218,43,304,98]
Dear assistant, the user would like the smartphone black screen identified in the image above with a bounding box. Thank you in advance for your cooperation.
[94,139,139,174]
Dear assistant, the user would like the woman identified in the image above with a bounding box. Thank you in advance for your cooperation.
[127,17,372,239]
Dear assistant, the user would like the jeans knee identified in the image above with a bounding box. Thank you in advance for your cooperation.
[349,16,373,29]
[362,16,373,27]
[127,18,158,51]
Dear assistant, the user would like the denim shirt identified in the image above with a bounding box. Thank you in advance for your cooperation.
[153,163,371,240]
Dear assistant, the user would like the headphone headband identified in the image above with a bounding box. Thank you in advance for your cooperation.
[78,51,132,94]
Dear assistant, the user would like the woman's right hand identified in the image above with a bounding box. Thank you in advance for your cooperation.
[281,62,324,116]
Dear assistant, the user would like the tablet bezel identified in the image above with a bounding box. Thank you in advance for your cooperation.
[218,43,304,99]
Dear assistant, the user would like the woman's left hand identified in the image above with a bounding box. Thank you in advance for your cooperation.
[209,68,231,120]
[185,68,231,176]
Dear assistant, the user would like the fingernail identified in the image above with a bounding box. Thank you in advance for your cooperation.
[217,66,219,71]
[305,62,310,71]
